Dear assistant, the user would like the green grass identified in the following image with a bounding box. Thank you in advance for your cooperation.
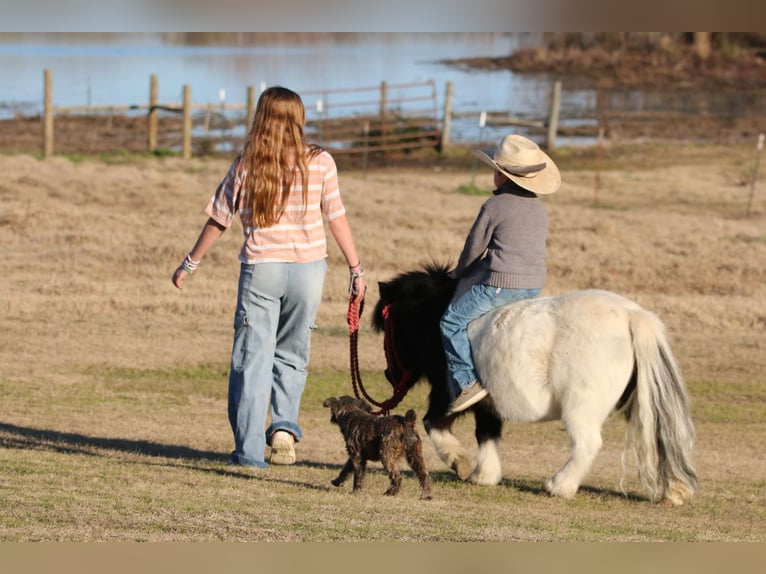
[1,364,764,541]
[457,183,491,196]
[590,201,629,211]
[689,379,766,417]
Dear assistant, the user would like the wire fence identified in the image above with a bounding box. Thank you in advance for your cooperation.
[2,69,766,158]
[27,71,566,159]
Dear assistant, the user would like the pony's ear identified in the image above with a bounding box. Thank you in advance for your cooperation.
[378,280,390,299]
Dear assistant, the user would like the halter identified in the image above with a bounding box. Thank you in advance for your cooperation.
[347,297,414,415]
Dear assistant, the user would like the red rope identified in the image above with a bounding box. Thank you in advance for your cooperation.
[347,296,410,415]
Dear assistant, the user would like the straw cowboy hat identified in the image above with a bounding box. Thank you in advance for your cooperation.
[473,134,561,195]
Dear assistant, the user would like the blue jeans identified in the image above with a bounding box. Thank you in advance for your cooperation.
[228,260,327,468]
[440,283,540,396]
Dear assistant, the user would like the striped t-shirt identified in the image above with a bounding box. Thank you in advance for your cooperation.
[205,149,346,264]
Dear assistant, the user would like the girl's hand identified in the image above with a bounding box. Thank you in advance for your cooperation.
[172,266,192,289]
[348,263,366,305]
[350,274,366,305]
[347,273,366,326]
[172,253,200,289]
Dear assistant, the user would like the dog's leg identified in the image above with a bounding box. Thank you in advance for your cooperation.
[332,459,354,487]
[351,456,367,493]
[405,438,433,500]
[380,452,402,496]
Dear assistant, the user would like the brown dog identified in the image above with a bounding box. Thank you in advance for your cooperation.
[323,396,433,499]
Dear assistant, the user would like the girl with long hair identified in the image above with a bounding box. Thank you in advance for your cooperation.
[172,86,366,468]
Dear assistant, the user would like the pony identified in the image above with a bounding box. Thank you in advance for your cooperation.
[371,263,698,505]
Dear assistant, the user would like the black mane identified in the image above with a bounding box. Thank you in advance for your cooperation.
[372,262,457,333]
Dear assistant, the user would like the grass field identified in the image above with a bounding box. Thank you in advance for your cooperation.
[1,142,765,541]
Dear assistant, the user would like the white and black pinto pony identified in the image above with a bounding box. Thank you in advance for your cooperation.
[371,263,698,505]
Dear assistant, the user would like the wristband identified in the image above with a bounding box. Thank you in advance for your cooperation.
[181,254,200,274]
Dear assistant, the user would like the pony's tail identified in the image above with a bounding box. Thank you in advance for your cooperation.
[623,308,698,505]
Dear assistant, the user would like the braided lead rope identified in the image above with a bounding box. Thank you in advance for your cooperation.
[347,296,409,416]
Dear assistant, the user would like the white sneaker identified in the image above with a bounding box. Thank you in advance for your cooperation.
[269,430,296,465]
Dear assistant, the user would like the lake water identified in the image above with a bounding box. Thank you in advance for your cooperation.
[3,33,761,149]
[0,32,581,145]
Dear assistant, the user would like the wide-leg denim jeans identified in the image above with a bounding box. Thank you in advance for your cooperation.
[440,283,540,397]
[228,259,326,468]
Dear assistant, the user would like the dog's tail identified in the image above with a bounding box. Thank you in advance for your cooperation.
[405,409,417,425]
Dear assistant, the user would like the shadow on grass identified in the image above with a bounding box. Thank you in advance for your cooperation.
[506,476,649,503]
[0,421,392,491]
[0,421,651,503]
[0,421,228,463]
[427,470,649,503]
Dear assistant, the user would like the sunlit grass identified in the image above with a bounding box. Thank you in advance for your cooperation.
[1,144,764,541]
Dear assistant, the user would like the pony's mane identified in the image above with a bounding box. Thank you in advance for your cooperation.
[372,262,457,332]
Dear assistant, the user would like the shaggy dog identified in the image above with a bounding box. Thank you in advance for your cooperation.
[323,396,433,499]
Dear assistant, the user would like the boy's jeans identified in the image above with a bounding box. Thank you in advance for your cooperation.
[440,283,540,396]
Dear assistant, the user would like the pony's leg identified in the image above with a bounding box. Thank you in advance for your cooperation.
[470,439,502,485]
[469,405,504,485]
[543,418,603,499]
[426,416,474,481]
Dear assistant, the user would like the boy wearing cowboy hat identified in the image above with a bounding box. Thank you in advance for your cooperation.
[442,134,561,414]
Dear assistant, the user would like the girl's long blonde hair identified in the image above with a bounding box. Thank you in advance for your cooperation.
[237,86,321,228]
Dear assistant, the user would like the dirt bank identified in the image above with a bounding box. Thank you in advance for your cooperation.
[444,45,766,91]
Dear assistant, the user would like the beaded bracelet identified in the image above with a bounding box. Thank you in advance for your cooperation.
[181,254,200,274]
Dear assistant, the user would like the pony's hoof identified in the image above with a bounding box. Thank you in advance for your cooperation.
[452,457,474,481]
[663,480,695,506]
[469,469,502,486]
[542,477,578,499]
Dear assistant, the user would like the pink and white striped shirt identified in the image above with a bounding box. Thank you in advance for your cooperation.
[205,149,346,264]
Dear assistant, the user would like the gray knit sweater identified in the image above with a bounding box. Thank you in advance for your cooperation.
[453,182,548,289]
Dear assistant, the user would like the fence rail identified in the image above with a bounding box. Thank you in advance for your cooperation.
[35,69,563,159]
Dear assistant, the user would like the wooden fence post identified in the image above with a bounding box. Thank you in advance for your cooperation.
[246,86,256,130]
[380,81,387,148]
[746,133,764,216]
[203,104,212,132]
[362,120,370,178]
[43,69,53,158]
[148,74,158,152]
[594,126,604,205]
[182,85,192,159]
[546,80,561,150]
[316,96,325,144]
[440,81,453,153]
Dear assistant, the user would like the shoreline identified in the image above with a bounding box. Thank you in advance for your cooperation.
[442,43,766,91]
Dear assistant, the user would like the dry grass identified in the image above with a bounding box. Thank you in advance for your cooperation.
[1,142,765,541]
